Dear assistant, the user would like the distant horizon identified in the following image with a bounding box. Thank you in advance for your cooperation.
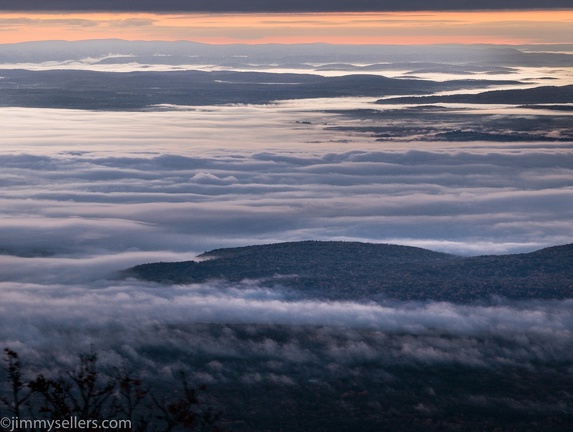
[2,38,573,47]
[0,10,571,45]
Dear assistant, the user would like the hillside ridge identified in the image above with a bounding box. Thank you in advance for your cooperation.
[123,241,573,303]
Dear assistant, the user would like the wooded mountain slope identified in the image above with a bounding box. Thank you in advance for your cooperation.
[124,241,573,302]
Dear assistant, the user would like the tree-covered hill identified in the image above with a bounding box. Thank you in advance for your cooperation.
[0,69,518,110]
[123,241,573,302]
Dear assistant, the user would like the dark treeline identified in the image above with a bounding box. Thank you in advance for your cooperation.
[0,69,518,110]
[3,331,573,432]
[0,348,223,432]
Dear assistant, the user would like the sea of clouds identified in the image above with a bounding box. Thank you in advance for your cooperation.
[1,102,572,374]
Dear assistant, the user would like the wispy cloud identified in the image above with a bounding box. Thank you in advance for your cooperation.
[1,105,571,265]
[2,276,572,372]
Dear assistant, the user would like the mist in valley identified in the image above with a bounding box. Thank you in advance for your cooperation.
[1,40,572,430]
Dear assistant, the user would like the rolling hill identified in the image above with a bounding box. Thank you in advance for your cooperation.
[123,241,573,302]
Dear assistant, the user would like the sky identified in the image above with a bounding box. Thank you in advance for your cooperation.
[0,0,571,12]
[0,7,572,44]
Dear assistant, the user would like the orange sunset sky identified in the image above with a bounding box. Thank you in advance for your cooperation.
[0,10,572,45]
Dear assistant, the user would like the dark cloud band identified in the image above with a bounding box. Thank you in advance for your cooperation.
[0,0,570,12]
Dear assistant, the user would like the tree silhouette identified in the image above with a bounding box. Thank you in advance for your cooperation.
[1,347,223,432]
[1,348,31,426]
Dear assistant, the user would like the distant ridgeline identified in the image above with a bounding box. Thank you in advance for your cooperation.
[123,241,573,303]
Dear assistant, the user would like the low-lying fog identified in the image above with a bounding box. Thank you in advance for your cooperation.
[1,101,571,369]
[2,277,573,375]
[1,104,571,262]
[1,45,572,379]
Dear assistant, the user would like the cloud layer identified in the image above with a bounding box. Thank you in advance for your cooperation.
[0,60,572,387]
[1,104,572,274]
[0,0,570,12]
[2,276,572,374]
